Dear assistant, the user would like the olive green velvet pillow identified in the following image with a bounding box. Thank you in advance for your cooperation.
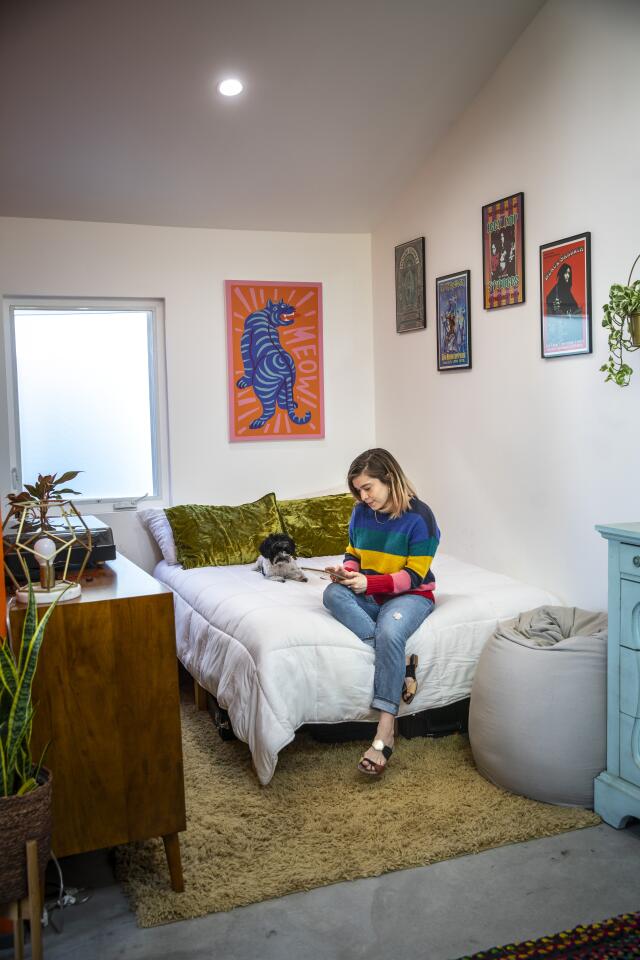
[166,493,281,569]
[277,492,354,558]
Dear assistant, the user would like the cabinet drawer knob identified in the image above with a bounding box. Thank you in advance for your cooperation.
[634,556,640,568]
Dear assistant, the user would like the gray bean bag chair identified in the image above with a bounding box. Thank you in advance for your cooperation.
[468,606,607,807]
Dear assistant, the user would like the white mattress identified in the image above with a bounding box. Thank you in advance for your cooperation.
[155,553,558,785]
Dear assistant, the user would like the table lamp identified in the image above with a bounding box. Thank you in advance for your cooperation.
[2,500,89,605]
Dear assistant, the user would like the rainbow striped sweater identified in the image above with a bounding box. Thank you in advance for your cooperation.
[343,497,440,603]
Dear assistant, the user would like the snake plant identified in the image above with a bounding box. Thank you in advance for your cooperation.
[0,583,62,796]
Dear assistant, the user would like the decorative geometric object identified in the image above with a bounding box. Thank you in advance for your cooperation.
[2,500,91,604]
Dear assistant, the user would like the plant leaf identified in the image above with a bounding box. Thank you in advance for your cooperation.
[55,471,82,485]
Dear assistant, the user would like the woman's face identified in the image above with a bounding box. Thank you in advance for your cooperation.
[352,472,391,512]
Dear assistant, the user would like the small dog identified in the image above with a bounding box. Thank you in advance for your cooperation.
[253,533,308,583]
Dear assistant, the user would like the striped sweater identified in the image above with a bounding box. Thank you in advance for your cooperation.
[343,497,440,603]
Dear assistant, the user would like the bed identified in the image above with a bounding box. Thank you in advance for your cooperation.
[154,552,558,785]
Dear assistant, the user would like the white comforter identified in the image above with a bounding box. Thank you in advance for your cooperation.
[155,553,558,784]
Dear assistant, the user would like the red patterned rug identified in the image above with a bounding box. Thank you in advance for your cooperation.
[455,911,640,959]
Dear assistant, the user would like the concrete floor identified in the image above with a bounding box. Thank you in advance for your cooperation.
[2,821,639,960]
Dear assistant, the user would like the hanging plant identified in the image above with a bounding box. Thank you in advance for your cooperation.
[600,254,640,387]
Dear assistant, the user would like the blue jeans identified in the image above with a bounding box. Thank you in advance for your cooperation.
[323,584,435,716]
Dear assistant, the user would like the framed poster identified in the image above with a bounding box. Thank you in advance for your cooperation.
[395,237,426,332]
[481,192,525,309]
[226,280,324,441]
[539,232,592,358]
[436,270,472,371]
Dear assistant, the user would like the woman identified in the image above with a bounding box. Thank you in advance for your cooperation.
[545,263,580,315]
[323,448,440,776]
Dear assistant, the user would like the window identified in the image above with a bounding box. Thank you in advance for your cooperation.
[3,298,170,507]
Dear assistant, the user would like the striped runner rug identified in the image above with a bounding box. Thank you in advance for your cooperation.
[455,911,640,959]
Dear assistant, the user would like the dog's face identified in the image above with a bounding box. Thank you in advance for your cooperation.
[259,533,297,566]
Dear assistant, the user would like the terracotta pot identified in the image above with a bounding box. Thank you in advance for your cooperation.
[0,769,52,903]
[629,312,640,348]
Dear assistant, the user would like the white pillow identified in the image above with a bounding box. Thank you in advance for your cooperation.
[138,508,178,565]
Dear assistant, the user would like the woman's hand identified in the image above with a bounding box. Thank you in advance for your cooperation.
[341,571,367,594]
[325,565,367,594]
[325,564,347,583]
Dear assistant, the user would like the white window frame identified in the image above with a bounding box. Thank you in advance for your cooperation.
[2,296,171,514]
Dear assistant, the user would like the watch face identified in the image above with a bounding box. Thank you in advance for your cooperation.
[372,739,385,752]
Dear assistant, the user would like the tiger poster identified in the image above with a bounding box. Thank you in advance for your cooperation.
[225,280,324,441]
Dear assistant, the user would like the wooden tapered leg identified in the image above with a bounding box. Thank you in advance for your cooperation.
[10,900,24,960]
[162,832,184,892]
[26,840,43,960]
[194,679,208,711]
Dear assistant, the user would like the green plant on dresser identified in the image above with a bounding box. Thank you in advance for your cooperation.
[594,522,640,826]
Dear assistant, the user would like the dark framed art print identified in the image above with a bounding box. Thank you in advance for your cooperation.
[539,232,592,358]
[482,192,525,310]
[436,270,471,371]
[395,237,426,332]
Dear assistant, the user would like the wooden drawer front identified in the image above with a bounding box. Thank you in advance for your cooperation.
[620,543,640,578]
[620,647,640,717]
[621,579,640,651]
[620,713,640,788]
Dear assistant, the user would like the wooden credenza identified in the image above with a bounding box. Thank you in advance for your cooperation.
[9,554,186,891]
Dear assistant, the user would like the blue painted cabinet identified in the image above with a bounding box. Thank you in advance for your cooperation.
[595,522,640,826]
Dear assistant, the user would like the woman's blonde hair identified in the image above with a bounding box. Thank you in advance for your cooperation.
[347,448,416,519]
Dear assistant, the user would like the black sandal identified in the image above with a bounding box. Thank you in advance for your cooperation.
[402,654,419,704]
[358,738,393,777]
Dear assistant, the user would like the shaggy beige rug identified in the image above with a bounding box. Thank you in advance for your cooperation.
[115,704,600,927]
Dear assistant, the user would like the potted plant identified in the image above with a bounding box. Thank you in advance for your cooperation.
[6,471,82,530]
[0,583,61,904]
[600,254,640,387]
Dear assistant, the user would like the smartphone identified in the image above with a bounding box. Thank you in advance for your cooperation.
[325,568,351,581]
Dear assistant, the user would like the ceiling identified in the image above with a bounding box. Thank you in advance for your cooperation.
[0,0,545,233]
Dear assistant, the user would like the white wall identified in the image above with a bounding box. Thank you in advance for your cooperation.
[371,0,640,609]
[0,218,374,569]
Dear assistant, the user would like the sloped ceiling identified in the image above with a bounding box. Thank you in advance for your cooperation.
[0,0,545,232]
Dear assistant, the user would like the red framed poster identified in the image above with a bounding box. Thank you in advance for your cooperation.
[226,280,324,442]
[539,232,592,358]
[482,192,525,310]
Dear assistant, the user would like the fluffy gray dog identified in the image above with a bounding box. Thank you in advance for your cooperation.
[253,533,308,583]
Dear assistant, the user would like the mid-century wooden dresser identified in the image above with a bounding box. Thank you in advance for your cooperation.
[9,553,186,891]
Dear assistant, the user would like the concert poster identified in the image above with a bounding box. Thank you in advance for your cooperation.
[539,233,592,358]
[436,270,471,371]
[481,192,525,310]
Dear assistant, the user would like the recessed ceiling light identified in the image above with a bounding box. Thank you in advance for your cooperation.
[218,78,243,97]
